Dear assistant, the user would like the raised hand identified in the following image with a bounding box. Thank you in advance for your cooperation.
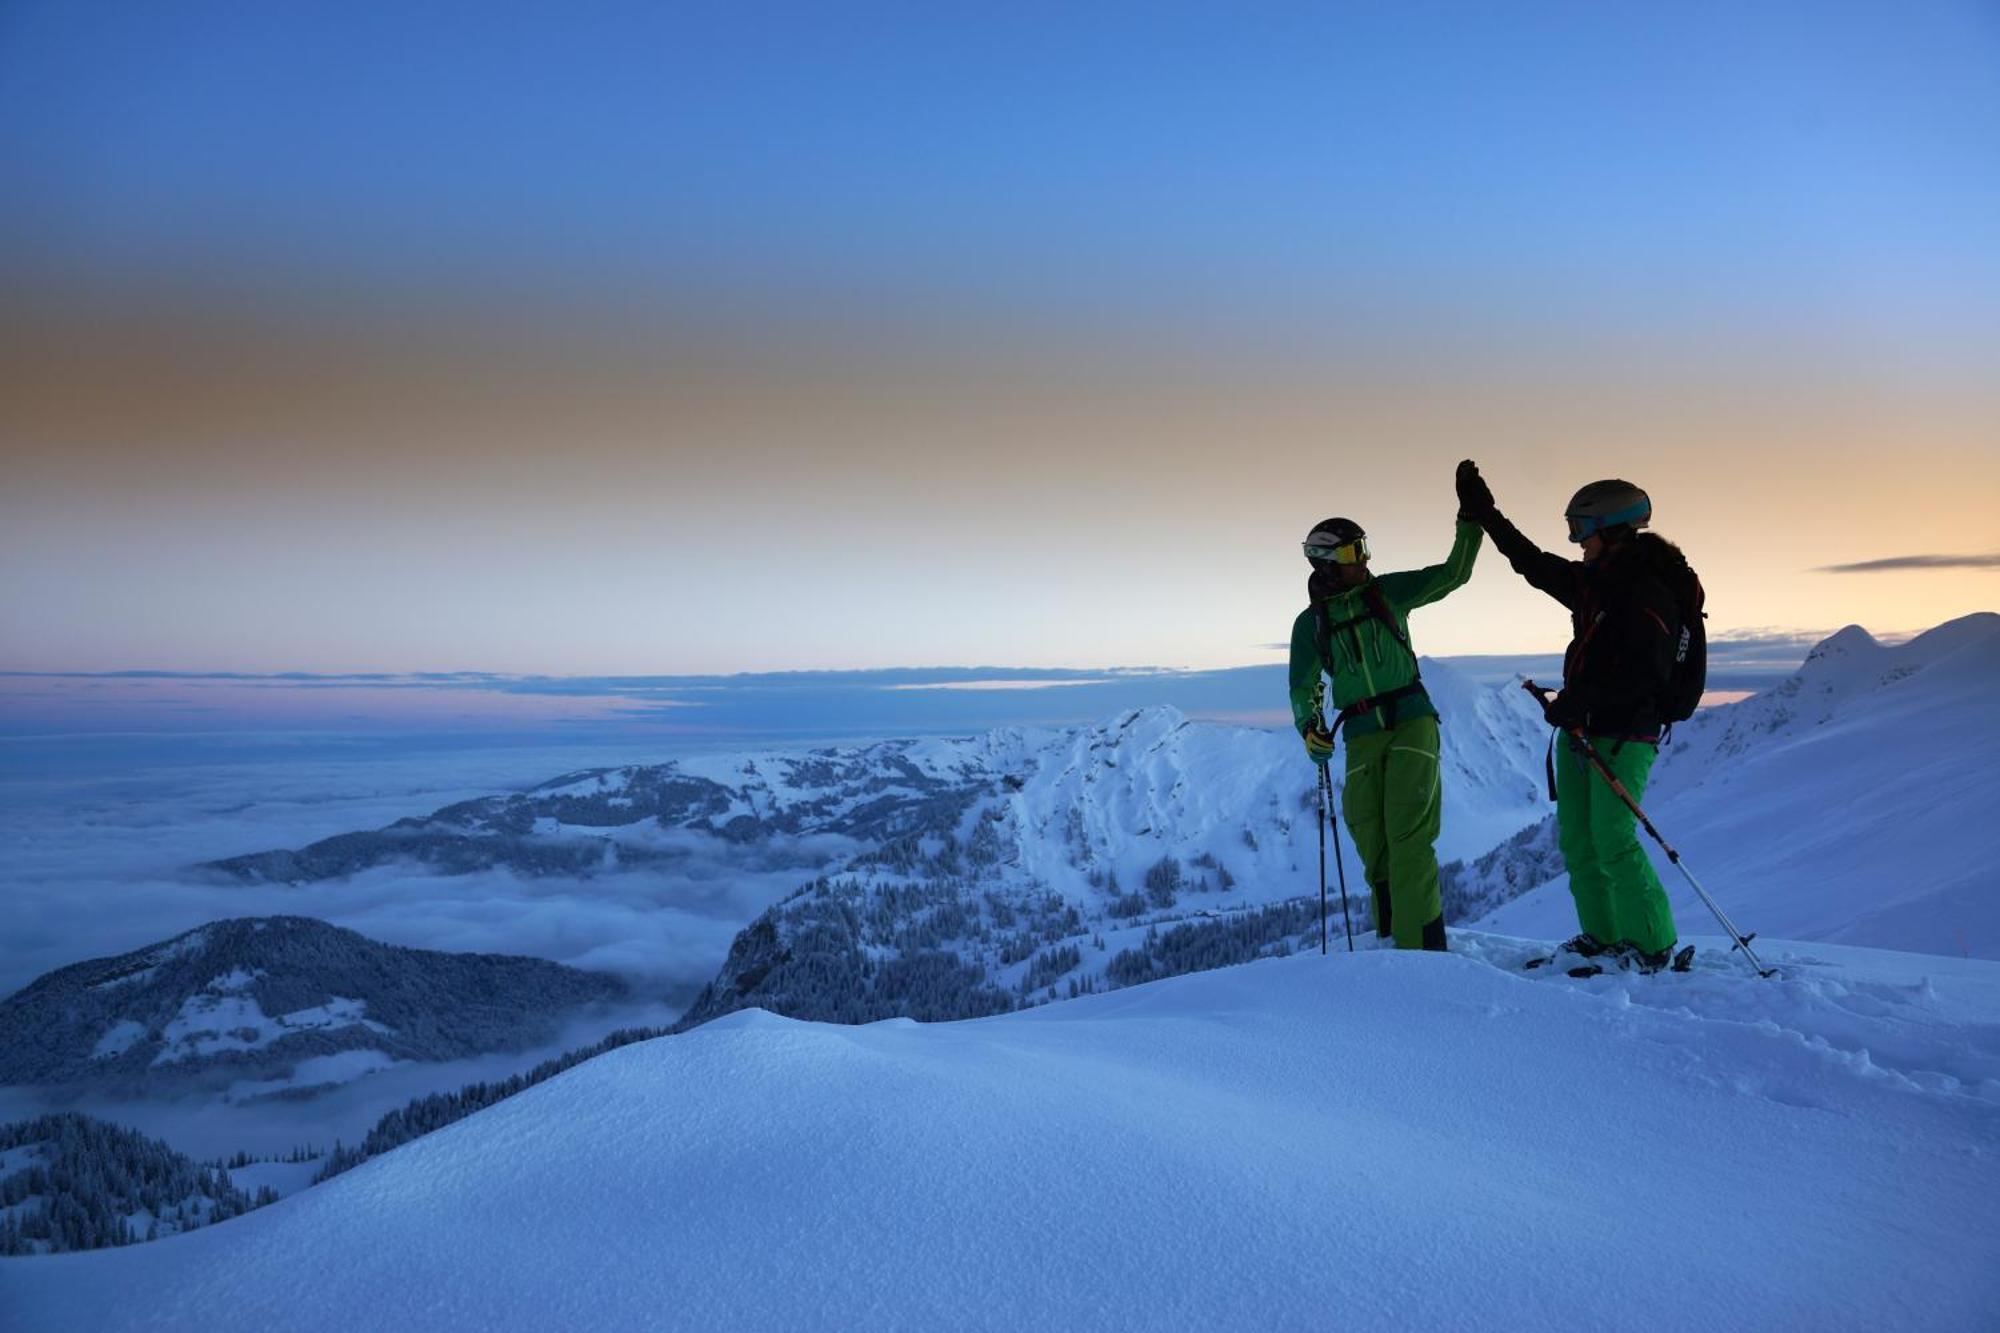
[1455,459,1495,523]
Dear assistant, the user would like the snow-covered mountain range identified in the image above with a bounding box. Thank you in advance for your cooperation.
[17,616,1996,1111]
[207,655,1550,895]
[179,662,1553,1031]
[0,918,625,1097]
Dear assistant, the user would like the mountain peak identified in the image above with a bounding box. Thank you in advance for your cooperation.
[1806,623,1882,659]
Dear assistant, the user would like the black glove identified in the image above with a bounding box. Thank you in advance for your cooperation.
[1542,690,1587,731]
[1455,459,1495,523]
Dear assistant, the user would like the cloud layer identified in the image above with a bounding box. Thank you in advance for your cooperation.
[1816,554,2000,574]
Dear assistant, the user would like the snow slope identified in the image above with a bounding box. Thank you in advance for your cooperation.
[1479,614,2000,959]
[6,938,1994,1332]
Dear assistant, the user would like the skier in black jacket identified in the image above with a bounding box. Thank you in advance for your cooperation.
[1454,461,1684,968]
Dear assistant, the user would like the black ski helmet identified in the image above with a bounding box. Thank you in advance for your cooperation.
[1303,517,1368,566]
[1564,480,1650,544]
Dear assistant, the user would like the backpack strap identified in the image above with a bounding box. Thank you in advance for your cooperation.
[1313,583,1427,728]
[1317,585,1421,673]
[1361,582,1420,675]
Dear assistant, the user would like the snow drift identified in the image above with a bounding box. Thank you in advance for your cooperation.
[4,936,1994,1331]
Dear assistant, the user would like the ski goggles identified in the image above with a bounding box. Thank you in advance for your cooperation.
[1566,501,1651,544]
[1303,536,1369,565]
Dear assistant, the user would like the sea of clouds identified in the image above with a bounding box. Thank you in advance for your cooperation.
[0,729,817,1157]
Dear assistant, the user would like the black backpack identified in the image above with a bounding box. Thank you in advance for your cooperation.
[1658,554,1707,732]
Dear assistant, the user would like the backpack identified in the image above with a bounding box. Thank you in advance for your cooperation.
[1658,556,1707,733]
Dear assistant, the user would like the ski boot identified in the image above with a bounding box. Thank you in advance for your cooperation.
[1523,933,1611,972]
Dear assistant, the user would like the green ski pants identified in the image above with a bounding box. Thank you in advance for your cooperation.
[1555,736,1678,955]
[1341,714,1442,950]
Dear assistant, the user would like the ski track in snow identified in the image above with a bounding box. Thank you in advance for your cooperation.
[1455,933,2000,1111]
[4,937,1995,1333]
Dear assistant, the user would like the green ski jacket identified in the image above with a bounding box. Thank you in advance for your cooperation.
[1288,519,1483,739]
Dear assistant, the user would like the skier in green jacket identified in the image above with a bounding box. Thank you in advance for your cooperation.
[1287,475,1483,950]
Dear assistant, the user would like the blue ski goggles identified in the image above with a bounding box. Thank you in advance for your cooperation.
[1303,536,1370,565]
[1566,501,1651,544]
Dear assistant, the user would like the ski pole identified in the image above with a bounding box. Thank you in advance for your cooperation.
[1322,761,1355,952]
[1316,762,1329,954]
[1523,680,1776,977]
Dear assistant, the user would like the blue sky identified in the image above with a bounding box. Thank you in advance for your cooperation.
[9,1,1997,320]
[2,2,1996,674]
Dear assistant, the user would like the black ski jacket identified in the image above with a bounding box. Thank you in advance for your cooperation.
[1482,511,1681,738]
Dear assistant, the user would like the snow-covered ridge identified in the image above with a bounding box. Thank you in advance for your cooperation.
[7,940,1994,1330]
[1657,613,1997,772]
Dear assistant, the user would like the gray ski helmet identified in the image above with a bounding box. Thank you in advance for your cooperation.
[1564,480,1651,544]
[1303,517,1368,565]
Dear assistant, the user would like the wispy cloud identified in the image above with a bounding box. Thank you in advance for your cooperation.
[1815,553,2000,574]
